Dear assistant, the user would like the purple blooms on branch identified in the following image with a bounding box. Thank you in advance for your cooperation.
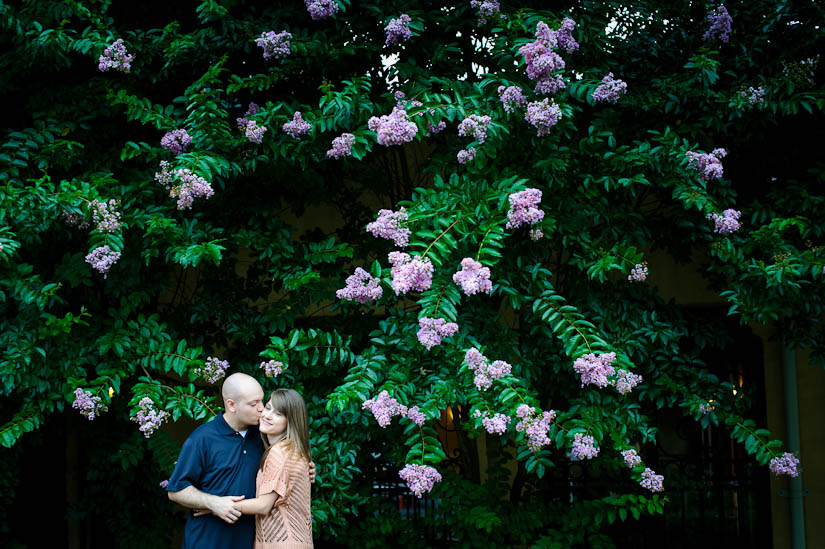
[519,21,571,95]
[686,148,726,181]
[283,111,311,138]
[416,317,459,349]
[366,207,410,247]
[628,262,648,283]
[260,360,284,378]
[72,388,106,420]
[474,410,511,435]
[769,452,800,477]
[740,85,766,105]
[453,257,492,296]
[703,4,732,43]
[515,404,556,452]
[197,356,230,384]
[592,72,628,103]
[470,0,500,25]
[709,209,741,234]
[622,449,642,468]
[426,121,447,135]
[336,267,383,304]
[385,14,412,46]
[85,245,121,278]
[464,347,511,391]
[362,390,406,427]
[573,352,615,388]
[457,147,476,164]
[132,397,169,438]
[236,118,267,144]
[457,114,492,144]
[640,467,665,492]
[399,464,442,498]
[305,0,338,20]
[505,188,544,230]
[368,107,418,146]
[170,168,215,210]
[525,98,562,136]
[388,252,433,295]
[497,85,527,113]
[88,199,122,233]
[98,39,133,73]
[327,133,356,159]
[256,30,292,60]
[555,17,580,53]
[571,432,600,460]
[161,129,192,155]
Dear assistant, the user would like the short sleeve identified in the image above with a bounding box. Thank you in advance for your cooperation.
[258,447,289,500]
[166,435,204,492]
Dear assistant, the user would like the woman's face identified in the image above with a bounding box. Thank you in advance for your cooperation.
[260,399,287,438]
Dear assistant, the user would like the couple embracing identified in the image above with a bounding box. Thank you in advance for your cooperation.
[166,373,315,548]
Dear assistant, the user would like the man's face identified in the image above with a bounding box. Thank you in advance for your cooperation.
[233,385,264,427]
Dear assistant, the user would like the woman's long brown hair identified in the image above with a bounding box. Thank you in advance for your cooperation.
[259,388,312,470]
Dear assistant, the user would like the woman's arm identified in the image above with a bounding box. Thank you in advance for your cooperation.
[234,491,280,516]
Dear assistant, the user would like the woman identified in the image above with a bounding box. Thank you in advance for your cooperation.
[233,388,314,548]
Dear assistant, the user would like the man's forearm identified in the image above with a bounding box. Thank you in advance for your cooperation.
[168,485,215,509]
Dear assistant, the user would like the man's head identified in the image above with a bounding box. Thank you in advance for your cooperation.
[222,373,264,430]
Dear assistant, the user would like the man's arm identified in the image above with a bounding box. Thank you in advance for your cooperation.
[168,485,245,524]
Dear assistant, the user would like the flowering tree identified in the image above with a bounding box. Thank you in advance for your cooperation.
[1,0,824,546]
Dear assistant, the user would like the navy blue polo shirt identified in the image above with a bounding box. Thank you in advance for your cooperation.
[167,414,265,549]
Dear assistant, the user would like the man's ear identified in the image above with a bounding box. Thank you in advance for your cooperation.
[225,398,236,413]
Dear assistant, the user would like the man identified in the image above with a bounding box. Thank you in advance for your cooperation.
[167,373,316,548]
[167,373,266,548]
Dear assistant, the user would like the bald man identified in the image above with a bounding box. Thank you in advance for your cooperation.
[165,373,267,549]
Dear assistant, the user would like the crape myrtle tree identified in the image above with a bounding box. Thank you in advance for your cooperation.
[1,0,824,546]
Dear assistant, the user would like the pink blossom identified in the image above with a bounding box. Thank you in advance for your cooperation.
[283,112,311,138]
[388,252,433,295]
[770,452,800,477]
[452,257,492,296]
[417,317,459,349]
[571,433,599,460]
[260,360,284,378]
[385,14,412,46]
[327,133,356,159]
[525,98,562,136]
[399,464,441,497]
[368,107,417,146]
[640,467,664,492]
[362,391,407,427]
[337,267,383,304]
[367,208,410,247]
[506,188,544,230]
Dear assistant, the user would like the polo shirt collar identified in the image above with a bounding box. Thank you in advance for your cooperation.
[215,413,260,437]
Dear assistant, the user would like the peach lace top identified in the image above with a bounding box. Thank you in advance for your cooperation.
[254,442,313,549]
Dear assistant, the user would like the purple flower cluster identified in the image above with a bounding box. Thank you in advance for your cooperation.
[236,118,267,144]
[464,348,511,391]
[406,405,426,426]
[72,388,106,420]
[337,267,383,304]
[515,404,556,452]
[525,98,562,136]
[519,21,567,95]
[62,210,89,229]
[89,199,121,233]
[592,72,628,103]
[769,452,800,477]
[367,207,410,247]
[388,252,433,295]
[474,409,511,435]
[740,86,766,105]
[555,17,579,53]
[573,352,616,389]
[470,0,500,24]
[640,467,664,492]
[260,360,284,378]
[305,0,338,20]
[699,402,713,414]
[170,169,214,210]
[132,397,169,438]
[426,121,447,135]
[362,390,406,427]
[246,102,260,115]
[197,356,230,384]
[529,228,543,241]
[399,464,442,498]
[159,479,169,489]
[394,91,424,114]
[571,433,600,460]
[686,148,726,181]
[98,39,133,73]
[497,85,527,113]
[613,369,643,395]
[283,111,311,138]
[709,209,741,234]
[368,107,418,146]
[703,4,732,43]
[385,14,412,46]
[628,262,648,282]
[327,133,356,159]
[457,147,476,164]
[417,317,459,350]
[256,30,292,60]
[457,114,492,144]
[161,129,192,156]
[154,160,174,187]
[85,245,121,278]
[453,257,492,296]
[622,449,642,468]
[505,188,544,230]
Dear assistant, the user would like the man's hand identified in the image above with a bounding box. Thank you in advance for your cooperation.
[308,461,317,484]
[208,495,245,524]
